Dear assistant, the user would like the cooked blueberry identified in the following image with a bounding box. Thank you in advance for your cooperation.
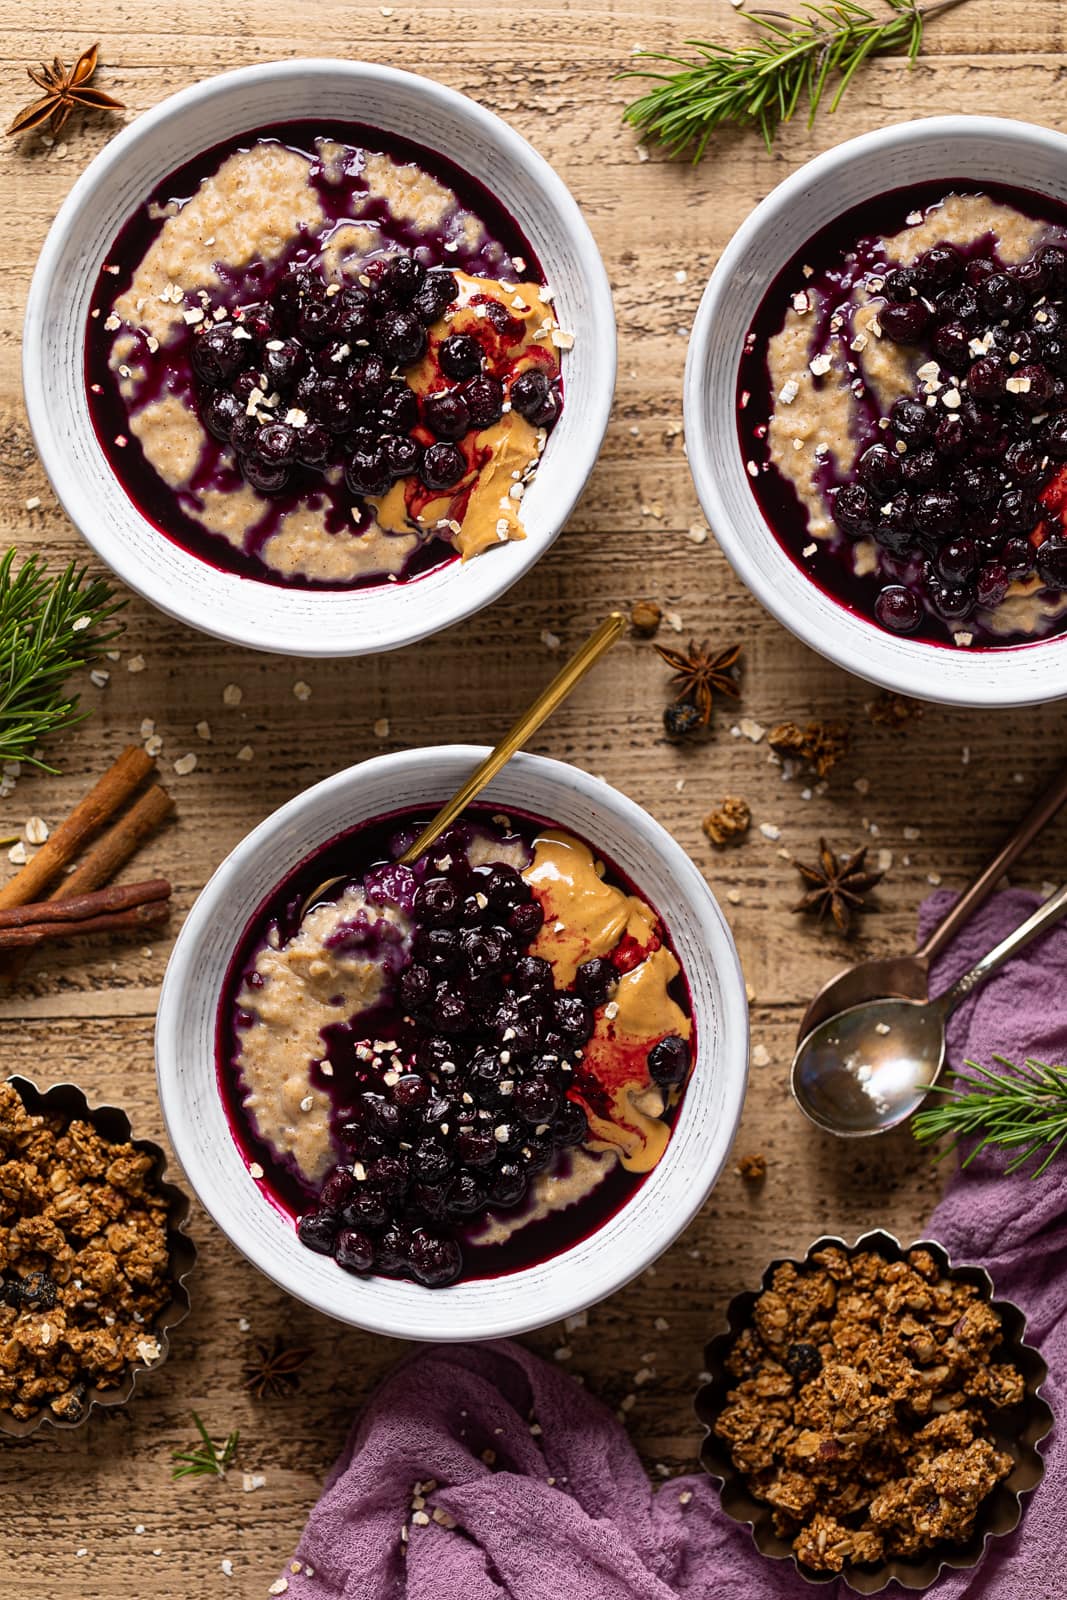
[408,1229,462,1287]
[928,580,974,620]
[1037,537,1067,589]
[488,1161,527,1207]
[937,538,978,582]
[295,421,331,466]
[191,324,246,385]
[882,267,917,303]
[913,488,960,538]
[420,442,466,492]
[413,269,458,324]
[444,1171,485,1220]
[1004,441,1043,481]
[381,254,426,304]
[1013,363,1056,409]
[377,1223,413,1272]
[317,376,358,434]
[648,1033,690,1087]
[981,272,1027,319]
[955,463,999,509]
[931,320,971,370]
[262,339,307,389]
[392,1074,431,1113]
[414,877,461,927]
[874,494,916,556]
[891,397,935,442]
[454,1127,496,1168]
[939,285,980,324]
[378,310,426,364]
[933,415,967,458]
[575,956,616,1005]
[975,561,1009,608]
[202,389,243,442]
[968,257,997,290]
[509,368,551,420]
[253,421,297,466]
[297,1208,338,1255]
[507,899,545,940]
[832,484,875,536]
[552,1098,588,1147]
[378,380,419,432]
[367,1154,409,1196]
[463,374,505,429]
[858,442,902,492]
[516,1075,560,1124]
[915,245,963,291]
[1040,244,1067,293]
[434,988,471,1034]
[423,388,471,440]
[243,457,290,494]
[512,954,554,993]
[997,488,1038,533]
[342,1189,388,1230]
[1001,536,1035,577]
[879,301,930,343]
[298,295,338,347]
[899,447,939,489]
[874,585,922,634]
[335,284,376,342]
[412,1137,452,1184]
[320,1170,355,1209]
[553,993,593,1043]
[439,333,483,381]
[345,449,391,496]
[335,1228,376,1274]
[381,432,422,478]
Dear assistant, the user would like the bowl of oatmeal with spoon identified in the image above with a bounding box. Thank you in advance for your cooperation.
[686,116,1067,706]
[24,61,615,655]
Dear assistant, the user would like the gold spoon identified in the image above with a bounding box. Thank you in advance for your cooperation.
[301,611,626,912]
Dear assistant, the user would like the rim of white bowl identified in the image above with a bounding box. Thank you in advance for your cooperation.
[155,747,750,1340]
[23,60,616,658]
[685,114,1067,707]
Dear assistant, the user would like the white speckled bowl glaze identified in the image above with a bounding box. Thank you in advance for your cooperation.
[685,115,1067,707]
[155,747,749,1340]
[23,60,615,657]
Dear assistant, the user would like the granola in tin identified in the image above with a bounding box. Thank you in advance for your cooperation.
[714,1246,1023,1573]
[0,1082,172,1422]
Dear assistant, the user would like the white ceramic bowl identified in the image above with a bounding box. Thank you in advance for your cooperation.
[685,115,1067,708]
[23,61,615,657]
[155,747,749,1340]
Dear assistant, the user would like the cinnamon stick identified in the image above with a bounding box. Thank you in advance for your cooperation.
[0,878,170,931]
[0,746,154,911]
[0,899,170,950]
[51,785,174,902]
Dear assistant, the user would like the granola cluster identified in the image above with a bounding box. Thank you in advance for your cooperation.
[0,1082,173,1422]
[715,1246,1024,1574]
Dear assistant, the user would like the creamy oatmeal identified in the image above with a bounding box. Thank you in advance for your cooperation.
[87,123,567,590]
[740,182,1067,646]
[218,808,694,1287]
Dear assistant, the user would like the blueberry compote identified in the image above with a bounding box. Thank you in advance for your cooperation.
[217,808,694,1288]
[739,182,1067,647]
[85,123,563,591]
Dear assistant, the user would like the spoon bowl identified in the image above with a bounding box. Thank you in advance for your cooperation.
[792,998,946,1137]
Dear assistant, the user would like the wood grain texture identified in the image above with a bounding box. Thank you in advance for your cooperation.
[0,1,1063,1592]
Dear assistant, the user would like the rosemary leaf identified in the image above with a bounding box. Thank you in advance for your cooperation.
[171,1412,240,1480]
[913,1055,1067,1177]
[620,0,970,158]
[0,549,124,771]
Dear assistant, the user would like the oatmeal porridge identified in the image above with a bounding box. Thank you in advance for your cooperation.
[86,123,567,589]
[739,182,1067,646]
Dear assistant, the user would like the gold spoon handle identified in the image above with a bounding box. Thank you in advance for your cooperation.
[399,611,626,866]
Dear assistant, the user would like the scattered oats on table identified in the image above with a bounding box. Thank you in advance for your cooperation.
[702,796,751,847]
[736,1152,767,1182]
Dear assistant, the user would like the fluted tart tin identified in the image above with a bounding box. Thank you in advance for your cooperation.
[0,1075,196,1437]
[695,1228,1051,1594]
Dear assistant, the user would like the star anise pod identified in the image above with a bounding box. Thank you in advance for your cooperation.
[792,838,883,935]
[7,43,124,138]
[654,638,741,726]
[242,1336,311,1400]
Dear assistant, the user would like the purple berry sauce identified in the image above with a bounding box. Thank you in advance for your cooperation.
[216,804,694,1288]
[738,180,1067,649]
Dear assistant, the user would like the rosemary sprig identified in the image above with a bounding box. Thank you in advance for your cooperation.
[171,1412,240,1480]
[913,1056,1067,1178]
[0,549,124,770]
[621,0,969,158]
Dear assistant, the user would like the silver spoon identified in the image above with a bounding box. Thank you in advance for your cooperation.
[791,881,1067,1137]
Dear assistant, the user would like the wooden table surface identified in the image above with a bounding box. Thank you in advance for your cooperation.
[1,1,1063,1592]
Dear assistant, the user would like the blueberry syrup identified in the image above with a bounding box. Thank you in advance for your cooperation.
[738,180,1067,648]
[85,121,558,591]
[216,805,694,1288]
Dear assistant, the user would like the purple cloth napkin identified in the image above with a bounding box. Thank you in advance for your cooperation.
[280,891,1066,1599]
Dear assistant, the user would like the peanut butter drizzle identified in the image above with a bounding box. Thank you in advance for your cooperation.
[371,270,560,558]
[522,832,692,1173]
